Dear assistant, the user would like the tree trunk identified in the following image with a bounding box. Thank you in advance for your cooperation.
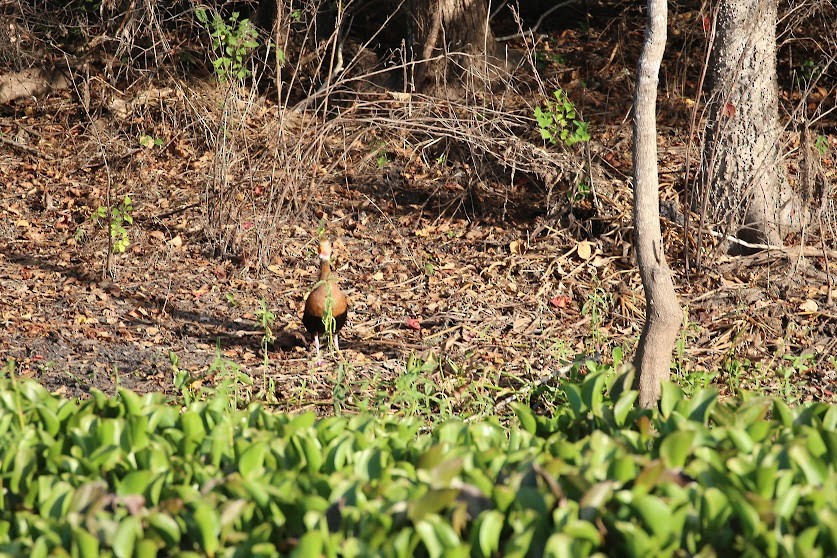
[409,0,501,93]
[632,0,682,407]
[700,0,806,248]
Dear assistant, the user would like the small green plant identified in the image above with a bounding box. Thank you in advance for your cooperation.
[376,150,389,169]
[814,134,829,156]
[581,285,612,349]
[332,363,349,415]
[800,59,821,81]
[390,353,452,419]
[721,356,751,394]
[209,352,253,409]
[255,300,276,366]
[90,195,133,253]
[138,134,163,148]
[196,9,260,81]
[535,89,591,147]
[777,353,813,404]
[225,292,239,307]
[568,181,592,202]
[534,51,567,69]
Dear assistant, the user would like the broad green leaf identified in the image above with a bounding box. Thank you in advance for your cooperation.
[580,371,606,416]
[118,388,144,416]
[630,493,672,539]
[773,398,795,427]
[354,447,385,480]
[36,406,60,437]
[613,389,638,426]
[408,489,458,522]
[726,428,754,453]
[734,398,771,426]
[579,481,614,521]
[794,526,823,557]
[823,404,837,431]
[238,441,268,479]
[686,388,717,423]
[543,533,575,558]
[134,538,159,558]
[192,503,221,556]
[113,516,142,558]
[789,443,826,485]
[147,512,181,547]
[659,430,695,469]
[122,414,150,452]
[474,510,503,558]
[613,520,655,556]
[659,382,684,419]
[494,485,516,512]
[775,484,801,520]
[511,403,536,434]
[562,383,584,416]
[700,488,732,528]
[607,455,637,483]
[72,526,99,558]
[728,492,761,538]
[290,530,323,557]
[563,519,602,546]
[804,426,828,457]
[416,516,461,558]
[117,470,155,497]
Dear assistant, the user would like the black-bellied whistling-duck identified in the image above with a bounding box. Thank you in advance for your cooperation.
[302,239,348,356]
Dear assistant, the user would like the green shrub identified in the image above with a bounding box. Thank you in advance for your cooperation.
[0,364,834,556]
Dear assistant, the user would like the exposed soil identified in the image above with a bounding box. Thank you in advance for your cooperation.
[1,1,835,411]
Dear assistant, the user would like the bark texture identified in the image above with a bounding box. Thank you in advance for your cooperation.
[701,0,806,247]
[632,0,682,407]
[409,0,501,93]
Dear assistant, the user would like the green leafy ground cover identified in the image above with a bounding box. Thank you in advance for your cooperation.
[1,365,835,557]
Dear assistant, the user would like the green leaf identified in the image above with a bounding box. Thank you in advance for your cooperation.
[291,531,324,558]
[562,383,584,416]
[659,430,695,469]
[416,515,462,557]
[512,403,536,434]
[789,443,826,485]
[147,512,181,547]
[134,538,159,558]
[726,428,754,453]
[113,516,142,558]
[238,441,268,479]
[475,510,504,558]
[408,489,459,522]
[659,382,684,418]
[192,503,221,556]
[686,388,717,423]
[613,390,639,426]
[580,372,606,415]
[775,484,801,520]
[117,470,155,497]
[72,527,99,558]
[118,388,143,416]
[36,406,60,437]
[630,493,672,539]
[579,481,614,521]
[773,398,795,427]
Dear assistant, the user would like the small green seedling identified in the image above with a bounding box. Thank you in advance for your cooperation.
[90,195,133,253]
[196,9,260,81]
[535,89,591,147]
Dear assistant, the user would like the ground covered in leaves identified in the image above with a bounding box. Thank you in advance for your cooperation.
[1,1,835,412]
